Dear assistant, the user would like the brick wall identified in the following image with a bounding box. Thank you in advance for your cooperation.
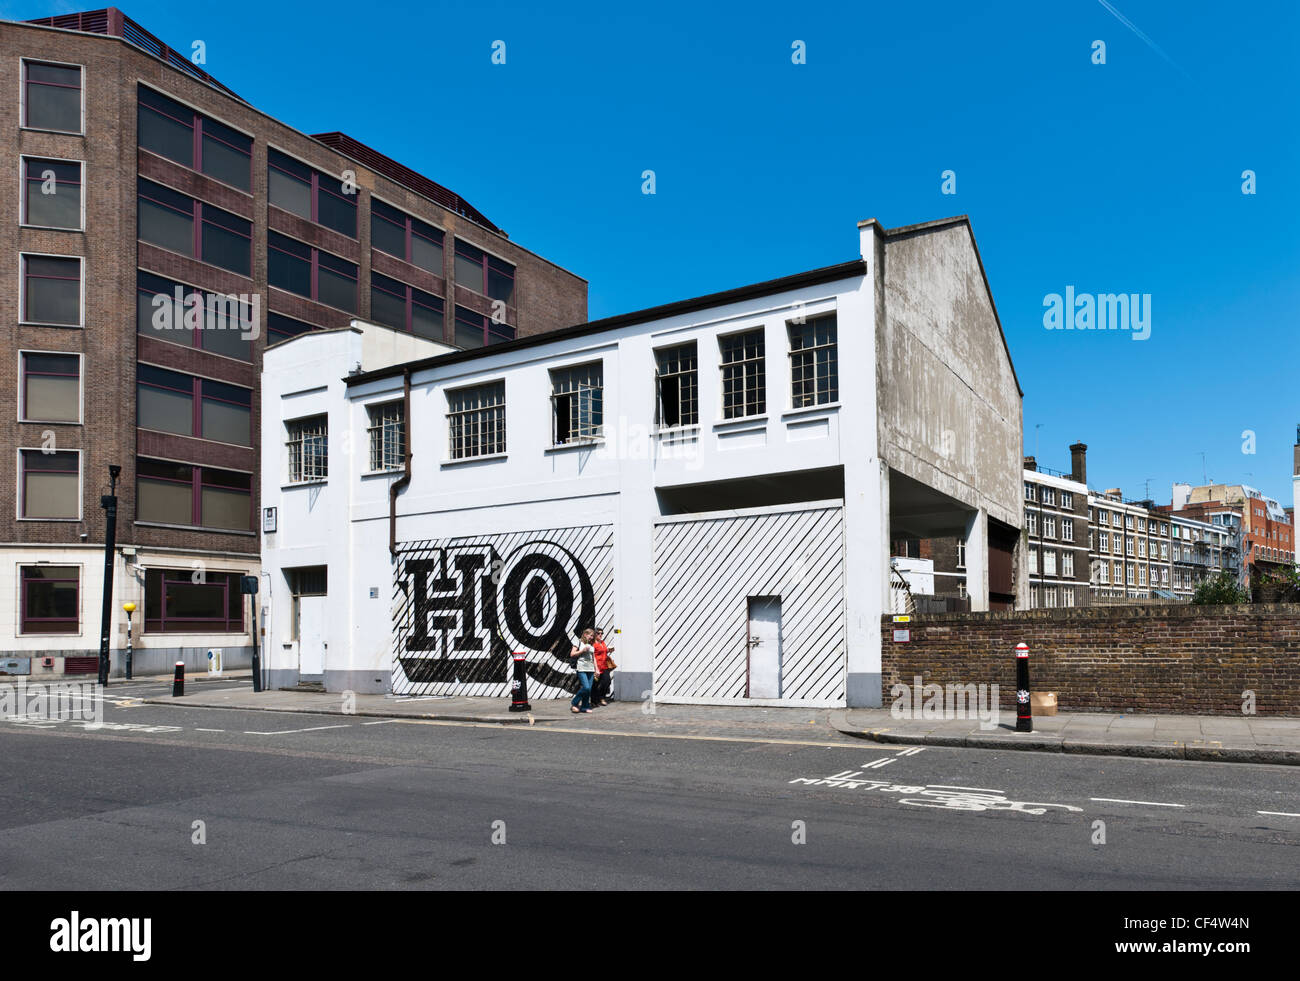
[881,605,1300,716]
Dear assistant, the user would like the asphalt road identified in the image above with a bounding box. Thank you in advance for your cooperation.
[1,679,1297,890]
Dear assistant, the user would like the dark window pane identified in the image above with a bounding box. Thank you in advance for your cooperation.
[23,255,80,325]
[138,88,194,167]
[25,62,81,132]
[487,264,515,305]
[21,450,79,518]
[318,265,357,312]
[23,353,79,422]
[455,248,484,292]
[268,233,311,296]
[24,158,82,228]
[200,207,251,276]
[317,184,357,237]
[411,235,443,276]
[370,283,407,331]
[268,150,311,218]
[412,291,444,340]
[202,133,250,190]
[202,397,251,445]
[268,313,317,342]
[371,207,407,258]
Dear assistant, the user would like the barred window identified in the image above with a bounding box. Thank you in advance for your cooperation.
[448,382,506,459]
[367,401,405,472]
[551,363,603,445]
[720,329,765,419]
[286,415,328,482]
[789,315,838,408]
[655,342,698,428]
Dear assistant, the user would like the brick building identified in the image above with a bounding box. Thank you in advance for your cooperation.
[0,9,585,677]
[1021,442,1091,608]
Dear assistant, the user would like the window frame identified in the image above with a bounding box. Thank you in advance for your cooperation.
[371,196,445,274]
[370,272,445,339]
[654,341,699,430]
[136,84,253,193]
[366,400,406,473]
[446,381,507,461]
[20,58,84,135]
[136,364,253,446]
[285,415,329,484]
[453,238,515,305]
[20,155,85,231]
[549,361,604,446]
[454,304,514,349]
[135,270,254,362]
[19,564,82,635]
[267,231,358,313]
[787,314,838,409]
[137,178,252,277]
[18,349,83,424]
[267,146,358,238]
[20,252,84,328]
[135,458,253,532]
[719,327,766,420]
[143,567,245,634]
[17,447,82,522]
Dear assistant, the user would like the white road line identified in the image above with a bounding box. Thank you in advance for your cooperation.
[242,724,352,735]
[861,758,896,769]
[1090,797,1185,808]
[361,720,400,726]
[1258,811,1300,818]
[194,728,225,732]
[895,747,925,756]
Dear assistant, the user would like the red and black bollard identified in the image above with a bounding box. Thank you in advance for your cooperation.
[1015,643,1032,732]
[508,652,531,712]
[172,660,185,697]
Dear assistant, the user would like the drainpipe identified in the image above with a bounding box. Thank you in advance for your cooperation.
[389,368,412,557]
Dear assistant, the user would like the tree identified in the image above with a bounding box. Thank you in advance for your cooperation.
[1191,572,1249,605]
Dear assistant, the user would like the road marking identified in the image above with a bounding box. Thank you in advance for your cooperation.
[243,724,352,735]
[895,747,925,756]
[361,720,400,726]
[1090,797,1185,808]
[194,728,225,732]
[1258,810,1300,818]
[861,758,896,769]
[391,718,860,749]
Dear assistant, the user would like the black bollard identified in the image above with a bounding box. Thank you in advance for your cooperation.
[508,652,531,712]
[1015,643,1032,732]
[172,660,185,697]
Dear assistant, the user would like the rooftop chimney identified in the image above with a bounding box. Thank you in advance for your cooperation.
[1023,456,1037,472]
[1069,442,1087,485]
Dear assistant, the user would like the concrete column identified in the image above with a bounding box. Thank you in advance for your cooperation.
[965,507,989,611]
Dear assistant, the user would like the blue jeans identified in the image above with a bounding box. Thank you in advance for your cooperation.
[571,671,593,710]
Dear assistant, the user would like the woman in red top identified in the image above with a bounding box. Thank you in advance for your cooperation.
[592,628,615,706]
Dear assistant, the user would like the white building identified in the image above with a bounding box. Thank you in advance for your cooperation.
[260,217,1023,707]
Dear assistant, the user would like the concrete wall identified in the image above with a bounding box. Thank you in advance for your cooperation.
[881,605,1300,716]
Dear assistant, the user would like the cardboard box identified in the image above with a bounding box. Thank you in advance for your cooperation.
[1031,692,1058,716]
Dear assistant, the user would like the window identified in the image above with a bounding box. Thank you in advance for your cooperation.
[268,232,357,312]
[1062,586,1076,608]
[1138,538,1146,558]
[1099,510,1109,525]
[367,401,405,471]
[1126,538,1134,556]
[788,315,838,408]
[1042,487,1056,506]
[23,61,81,132]
[1139,566,1147,586]
[1043,515,1056,539]
[1061,491,1073,509]
[956,541,967,569]
[1026,511,1038,536]
[20,449,79,519]
[1125,515,1134,529]
[1099,562,1109,584]
[1044,586,1058,609]
[1062,552,1075,577]
[137,179,251,276]
[1061,518,1074,542]
[22,158,82,229]
[370,273,444,339]
[20,565,80,634]
[1044,550,1057,576]
[286,416,329,482]
[21,352,80,422]
[655,342,699,428]
[22,254,81,326]
[267,312,320,344]
[135,271,252,361]
[1025,482,1035,501]
[136,459,251,530]
[448,382,506,460]
[454,305,513,349]
[137,366,252,446]
[720,329,765,418]
[371,200,444,274]
[144,568,243,633]
[1099,531,1108,551]
[268,149,356,237]
[551,363,603,445]
[137,86,252,191]
[1028,548,1038,574]
[454,239,515,304]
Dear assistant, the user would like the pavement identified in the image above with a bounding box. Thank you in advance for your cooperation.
[135,674,1300,766]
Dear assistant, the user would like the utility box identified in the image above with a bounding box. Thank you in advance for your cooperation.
[1031,691,1058,716]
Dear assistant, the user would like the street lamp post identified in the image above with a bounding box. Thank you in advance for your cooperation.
[97,465,121,687]
[123,602,136,680]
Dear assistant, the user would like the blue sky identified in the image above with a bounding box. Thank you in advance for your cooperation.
[8,0,1299,505]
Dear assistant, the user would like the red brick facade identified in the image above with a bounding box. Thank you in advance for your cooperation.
[882,606,1300,716]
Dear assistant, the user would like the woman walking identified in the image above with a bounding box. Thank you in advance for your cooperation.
[592,628,616,706]
[570,628,597,714]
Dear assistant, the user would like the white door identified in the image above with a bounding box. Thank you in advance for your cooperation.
[298,594,327,677]
[746,597,783,698]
